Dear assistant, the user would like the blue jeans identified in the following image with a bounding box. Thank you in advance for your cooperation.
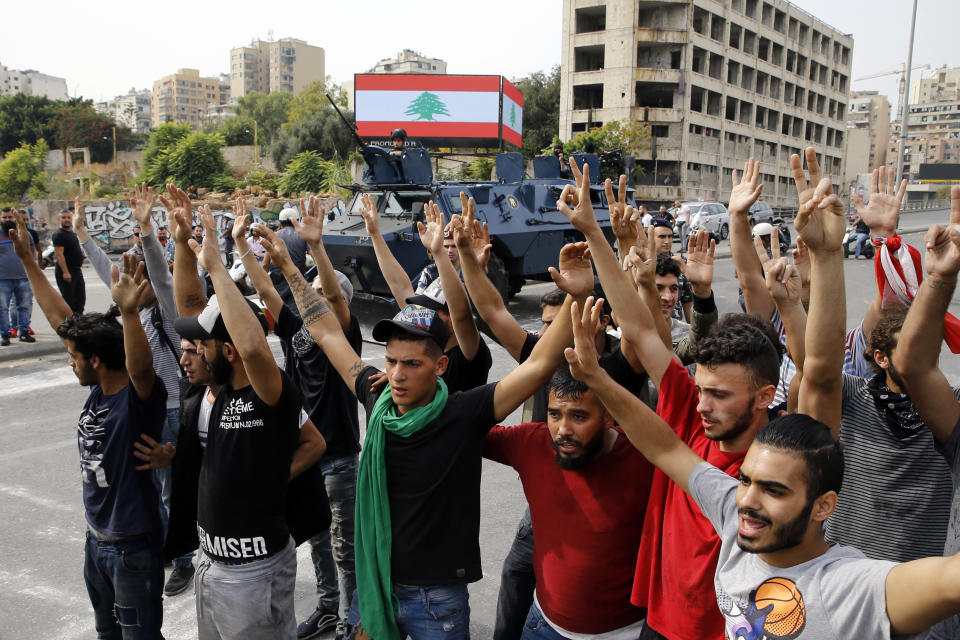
[494,508,535,640]
[83,530,164,639]
[520,603,567,640]
[852,232,870,257]
[155,407,193,569]
[309,454,358,624]
[345,584,471,639]
[0,278,32,335]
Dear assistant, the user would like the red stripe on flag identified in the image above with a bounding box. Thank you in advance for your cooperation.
[356,121,501,139]
[502,127,522,147]
[502,79,523,106]
[355,74,502,92]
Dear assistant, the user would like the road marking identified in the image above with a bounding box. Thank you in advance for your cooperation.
[0,483,75,512]
[0,439,77,462]
[0,367,77,398]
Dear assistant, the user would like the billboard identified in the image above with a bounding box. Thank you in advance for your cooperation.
[354,74,522,147]
[918,163,960,181]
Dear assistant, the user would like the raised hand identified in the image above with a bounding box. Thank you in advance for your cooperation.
[294,195,325,247]
[359,192,380,236]
[623,244,656,290]
[852,166,907,238]
[254,224,294,271]
[130,183,156,228]
[8,212,35,262]
[548,242,595,298]
[187,205,222,272]
[564,296,605,382]
[72,195,89,236]
[557,159,600,233]
[133,434,176,471]
[471,218,492,270]
[684,229,716,295]
[606,175,638,244]
[790,147,825,222]
[793,174,845,253]
[160,184,193,245]
[111,253,149,314]
[417,201,445,256]
[728,158,764,217]
[231,198,250,244]
[791,236,811,290]
[759,249,802,304]
[923,185,960,279]
[457,192,491,269]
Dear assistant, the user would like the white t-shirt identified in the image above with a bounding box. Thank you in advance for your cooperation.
[689,463,897,640]
[641,213,653,228]
[677,206,690,223]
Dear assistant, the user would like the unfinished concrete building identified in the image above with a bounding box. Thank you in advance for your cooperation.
[560,0,853,207]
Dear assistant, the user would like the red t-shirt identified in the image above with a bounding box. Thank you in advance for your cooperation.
[632,359,746,640]
[485,423,654,634]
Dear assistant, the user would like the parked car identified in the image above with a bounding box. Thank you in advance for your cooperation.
[686,201,730,241]
[748,200,776,226]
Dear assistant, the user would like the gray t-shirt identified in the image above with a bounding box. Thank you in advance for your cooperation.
[689,462,897,640]
[929,420,960,640]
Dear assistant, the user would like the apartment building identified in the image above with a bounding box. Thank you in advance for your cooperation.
[96,88,153,133]
[910,66,960,104]
[369,49,447,74]
[844,91,889,186]
[0,62,68,100]
[560,0,853,207]
[152,69,222,130]
[229,37,325,99]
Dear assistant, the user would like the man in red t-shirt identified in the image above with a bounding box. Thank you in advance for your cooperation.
[556,159,784,640]
[484,365,654,637]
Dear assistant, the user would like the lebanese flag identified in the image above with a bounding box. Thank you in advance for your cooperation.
[501,78,523,147]
[355,74,501,139]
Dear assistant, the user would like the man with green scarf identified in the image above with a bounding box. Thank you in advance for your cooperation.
[256,223,596,640]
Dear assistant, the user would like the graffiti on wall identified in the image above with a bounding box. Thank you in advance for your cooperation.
[83,201,238,240]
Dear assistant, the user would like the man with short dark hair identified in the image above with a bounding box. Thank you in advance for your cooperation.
[52,206,85,313]
[10,215,167,637]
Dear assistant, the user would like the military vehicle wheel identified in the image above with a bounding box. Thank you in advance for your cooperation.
[488,254,511,303]
[509,274,525,299]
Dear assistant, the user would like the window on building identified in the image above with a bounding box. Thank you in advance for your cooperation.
[576,45,605,72]
[575,6,606,33]
[573,83,603,110]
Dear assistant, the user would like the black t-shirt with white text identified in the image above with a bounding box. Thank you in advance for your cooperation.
[275,305,362,458]
[442,339,492,393]
[355,366,498,585]
[197,370,302,563]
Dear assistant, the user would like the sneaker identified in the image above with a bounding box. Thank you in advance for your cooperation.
[163,564,195,596]
[9,328,16,337]
[19,333,36,343]
[297,607,340,639]
[1,334,9,346]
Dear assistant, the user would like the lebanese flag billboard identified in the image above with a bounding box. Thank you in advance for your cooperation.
[355,74,522,147]
[501,78,523,148]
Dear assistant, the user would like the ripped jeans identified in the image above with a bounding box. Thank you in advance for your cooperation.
[345,584,471,639]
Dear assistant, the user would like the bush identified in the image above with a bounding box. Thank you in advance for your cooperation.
[278,151,332,195]
[163,133,228,189]
[211,174,238,193]
[92,184,115,198]
[0,139,49,200]
[242,167,281,192]
[141,123,192,186]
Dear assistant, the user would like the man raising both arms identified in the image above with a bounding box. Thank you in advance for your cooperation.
[256,216,595,640]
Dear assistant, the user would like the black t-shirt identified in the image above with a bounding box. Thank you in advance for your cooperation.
[355,366,498,585]
[197,370,302,563]
[442,338,492,393]
[52,228,83,269]
[519,332,651,422]
[275,305,362,458]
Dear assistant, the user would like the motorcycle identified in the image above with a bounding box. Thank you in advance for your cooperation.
[842,223,874,259]
[40,245,55,269]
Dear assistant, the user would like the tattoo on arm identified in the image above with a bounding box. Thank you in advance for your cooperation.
[348,360,364,377]
[287,270,331,325]
[928,278,957,291]
[184,293,205,308]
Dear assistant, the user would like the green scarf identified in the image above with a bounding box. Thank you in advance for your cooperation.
[355,378,448,640]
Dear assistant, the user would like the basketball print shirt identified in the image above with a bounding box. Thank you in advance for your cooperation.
[688,463,897,640]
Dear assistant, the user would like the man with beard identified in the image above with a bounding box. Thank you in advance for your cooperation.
[0,207,36,345]
[482,364,655,638]
[52,206,86,313]
[557,158,783,640]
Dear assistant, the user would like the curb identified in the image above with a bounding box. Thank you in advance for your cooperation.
[0,336,65,364]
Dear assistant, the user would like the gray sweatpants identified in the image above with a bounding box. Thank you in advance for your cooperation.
[195,536,297,640]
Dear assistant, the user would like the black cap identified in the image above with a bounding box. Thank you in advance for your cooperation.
[651,217,673,229]
[174,294,268,343]
[404,278,447,312]
[373,305,448,348]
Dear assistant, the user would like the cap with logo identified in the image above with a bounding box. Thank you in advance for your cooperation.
[174,294,269,343]
[405,278,447,312]
[372,304,449,348]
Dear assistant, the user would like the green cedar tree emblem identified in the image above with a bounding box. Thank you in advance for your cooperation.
[405,91,450,121]
[509,103,517,127]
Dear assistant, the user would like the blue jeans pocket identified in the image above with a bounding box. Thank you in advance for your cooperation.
[120,547,153,574]
[426,586,465,622]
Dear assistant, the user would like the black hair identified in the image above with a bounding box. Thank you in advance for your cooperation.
[755,414,844,501]
[865,306,908,375]
[0,206,13,213]
[691,313,784,388]
[55,307,126,369]
[540,287,566,308]
[387,331,443,360]
[548,364,590,399]
[655,253,682,279]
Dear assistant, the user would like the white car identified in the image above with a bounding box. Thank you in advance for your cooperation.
[683,201,730,241]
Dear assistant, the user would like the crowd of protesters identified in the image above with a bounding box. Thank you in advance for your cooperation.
[8,146,960,640]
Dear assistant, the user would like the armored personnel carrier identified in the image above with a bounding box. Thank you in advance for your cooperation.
[321,145,635,302]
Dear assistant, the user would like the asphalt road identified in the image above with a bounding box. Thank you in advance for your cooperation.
[2,207,959,639]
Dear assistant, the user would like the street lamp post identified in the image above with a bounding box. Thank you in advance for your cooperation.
[895,0,920,184]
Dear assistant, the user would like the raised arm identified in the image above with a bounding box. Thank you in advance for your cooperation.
[9,215,73,335]
[624,232,673,352]
[73,197,113,286]
[231,199,283,320]
[492,243,596,421]
[607,175,642,257]
[728,159,774,319]
[558,160,673,385]
[893,187,960,444]
[454,204,527,361]
[886,553,960,635]
[132,184,178,320]
[163,185,206,316]
[294,196,353,332]
[565,296,703,492]
[111,254,155,400]
[257,225,366,395]
[191,208,283,406]
[755,237,806,372]
[674,230,719,361]
[793,149,846,433]
[359,192,415,305]
[420,198,481,360]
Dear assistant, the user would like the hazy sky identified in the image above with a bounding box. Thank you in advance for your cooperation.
[1,0,956,120]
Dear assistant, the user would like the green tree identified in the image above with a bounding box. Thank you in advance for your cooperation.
[0,139,49,201]
[53,102,134,163]
[164,132,228,189]
[278,150,333,195]
[287,76,349,125]
[0,94,60,155]
[209,115,257,146]
[235,91,293,144]
[141,122,192,186]
[563,119,651,157]
[405,92,450,121]
[270,108,357,169]
[511,66,560,159]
